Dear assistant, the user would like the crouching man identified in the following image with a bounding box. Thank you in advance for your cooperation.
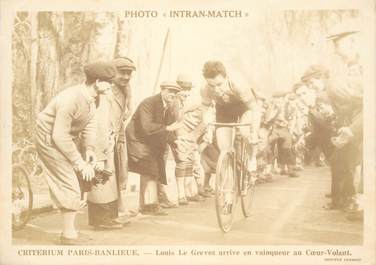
[35,61,116,245]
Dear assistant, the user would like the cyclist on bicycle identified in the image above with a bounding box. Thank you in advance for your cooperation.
[200,61,262,216]
[200,60,261,172]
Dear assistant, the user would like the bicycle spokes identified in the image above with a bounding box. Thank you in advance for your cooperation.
[215,152,237,232]
[12,164,33,230]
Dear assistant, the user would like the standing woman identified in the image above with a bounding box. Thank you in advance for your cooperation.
[35,61,116,244]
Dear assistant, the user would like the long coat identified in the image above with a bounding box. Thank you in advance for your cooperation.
[126,93,174,184]
[87,93,118,204]
[327,56,362,144]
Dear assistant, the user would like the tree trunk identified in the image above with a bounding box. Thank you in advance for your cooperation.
[114,13,130,58]
[29,12,38,131]
[35,12,63,111]
[85,12,117,61]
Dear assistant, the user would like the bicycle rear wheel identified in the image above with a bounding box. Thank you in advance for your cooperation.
[239,141,256,217]
[12,164,33,231]
[215,150,237,233]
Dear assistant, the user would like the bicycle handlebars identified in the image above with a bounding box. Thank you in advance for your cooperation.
[208,122,252,127]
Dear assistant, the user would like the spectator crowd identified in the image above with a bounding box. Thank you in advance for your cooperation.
[34,22,363,245]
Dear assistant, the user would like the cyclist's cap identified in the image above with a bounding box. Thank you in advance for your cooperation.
[113,57,136,71]
[160,81,182,91]
[176,74,193,89]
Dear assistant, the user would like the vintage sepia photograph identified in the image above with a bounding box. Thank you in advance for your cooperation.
[0,0,375,264]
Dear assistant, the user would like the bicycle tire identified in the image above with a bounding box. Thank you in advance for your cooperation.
[20,145,44,177]
[239,140,256,217]
[12,163,33,231]
[215,150,237,233]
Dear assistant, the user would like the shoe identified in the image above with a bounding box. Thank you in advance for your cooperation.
[118,209,138,217]
[199,190,214,198]
[204,186,215,195]
[187,194,205,202]
[288,171,299,178]
[60,232,93,245]
[160,200,179,209]
[94,220,123,230]
[264,173,273,182]
[150,207,168,216]
[140,206,168,216]
[323,202,343,210]
[114,216,131,226]
[178,197,189,205]
[346,210,363,221]
[342,202,359,213]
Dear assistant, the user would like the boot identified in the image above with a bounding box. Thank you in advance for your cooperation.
[287,165,299,178]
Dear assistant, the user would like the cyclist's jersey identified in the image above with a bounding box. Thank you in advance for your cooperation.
[201,78,255,123]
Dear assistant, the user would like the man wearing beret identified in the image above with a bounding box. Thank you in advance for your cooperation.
[126,81,183,215]
[110,57,136,217]
[324,22,363,219]
[35,61,116,244]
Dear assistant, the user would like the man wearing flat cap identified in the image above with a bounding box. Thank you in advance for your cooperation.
[126,81,183,215]
[167,74,208,206]
[324,21,363,219]
[85,57,136,229]
[35,61,115,244]
[110,57,136,217]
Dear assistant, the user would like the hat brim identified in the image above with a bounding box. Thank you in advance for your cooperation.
[327,31,359,41]
[117,66,136,71]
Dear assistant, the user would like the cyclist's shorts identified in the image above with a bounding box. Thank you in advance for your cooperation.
[215,101,248,123]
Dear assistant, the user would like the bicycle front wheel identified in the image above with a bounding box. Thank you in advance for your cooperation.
[215,150,237,233]
[239,142,256,217]
[12,164,33,231]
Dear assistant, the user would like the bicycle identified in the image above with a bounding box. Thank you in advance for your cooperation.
[12,163,33,231]
[210,122,257,233]
[12,140,44,231]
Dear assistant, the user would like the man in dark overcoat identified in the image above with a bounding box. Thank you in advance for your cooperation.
[126,81,183,215]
